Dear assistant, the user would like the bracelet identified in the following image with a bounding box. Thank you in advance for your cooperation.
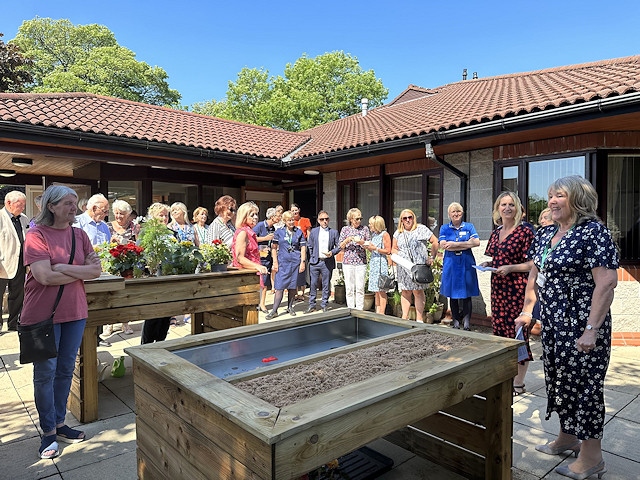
[519,312,533,318]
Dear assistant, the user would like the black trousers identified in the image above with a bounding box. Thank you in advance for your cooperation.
[0,264,26,330]
[141,317,171,344]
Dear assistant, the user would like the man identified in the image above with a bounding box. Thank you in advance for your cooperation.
[305,211,341,313]
[73,193,112,346]
[253,207,277,313]
[0,190,29,331]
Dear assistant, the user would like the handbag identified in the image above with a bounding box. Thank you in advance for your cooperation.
[404,231,434,284]
[17,227,76,364]
[377,246,396,291]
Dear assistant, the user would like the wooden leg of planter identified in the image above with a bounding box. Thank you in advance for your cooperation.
[68,325,99,423]
[192,312,204,335]
[244,305,259,325]
[483,379,513,479]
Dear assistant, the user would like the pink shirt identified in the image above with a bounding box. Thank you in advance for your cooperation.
[22,225,94,325]
[232,225,260,268]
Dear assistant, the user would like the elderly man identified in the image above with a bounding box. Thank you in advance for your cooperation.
[73,193,112,346]
[0,190,29,331]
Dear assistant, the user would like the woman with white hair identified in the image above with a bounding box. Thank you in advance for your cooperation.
[168,202,198,246]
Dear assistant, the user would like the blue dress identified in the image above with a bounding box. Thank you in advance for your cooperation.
[439,221,480,299]
[272,227,306,290]
[367,232,389,292]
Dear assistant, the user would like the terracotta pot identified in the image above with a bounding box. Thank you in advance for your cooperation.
[363,293,375,311]
[121,269,134,279]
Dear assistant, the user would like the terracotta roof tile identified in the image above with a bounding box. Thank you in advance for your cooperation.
[295,55,640,158]
[0,92,309,160]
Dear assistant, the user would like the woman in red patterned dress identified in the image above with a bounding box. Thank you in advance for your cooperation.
[481,192,534,395]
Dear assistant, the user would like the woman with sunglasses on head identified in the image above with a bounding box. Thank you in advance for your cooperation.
[338,208,371,310]
[232,202,268,275]
[364,215,392,314]
[205,195,237,249]
[392,209,438,322]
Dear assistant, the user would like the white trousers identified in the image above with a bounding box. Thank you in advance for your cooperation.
[343,264,366,310]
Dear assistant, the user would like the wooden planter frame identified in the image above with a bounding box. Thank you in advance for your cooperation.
[125,310,519,480]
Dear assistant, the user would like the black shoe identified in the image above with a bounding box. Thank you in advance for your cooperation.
[287,308,296,316]
[304,307,316,314]
[265,311,279,320]
[452,320,460,329]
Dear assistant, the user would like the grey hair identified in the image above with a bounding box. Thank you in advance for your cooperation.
[266,207,277,219]
[86,193,108,209]
[112,199,132,215]
[35,185,78,226]
[4,190,26,205]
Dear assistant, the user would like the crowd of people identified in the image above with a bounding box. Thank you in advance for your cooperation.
[3,175,619,474]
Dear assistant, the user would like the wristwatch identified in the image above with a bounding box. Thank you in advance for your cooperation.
[585,325,595,331]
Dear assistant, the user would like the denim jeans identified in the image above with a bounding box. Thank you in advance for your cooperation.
[33,319,86,433]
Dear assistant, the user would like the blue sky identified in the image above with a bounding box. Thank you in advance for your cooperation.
[3,0,639,107]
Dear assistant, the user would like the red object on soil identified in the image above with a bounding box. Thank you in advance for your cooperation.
[262,356,278,363]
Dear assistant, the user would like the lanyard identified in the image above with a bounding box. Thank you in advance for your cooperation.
[540,226,572,270]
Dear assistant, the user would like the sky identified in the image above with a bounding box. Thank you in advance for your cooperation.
[2,0,640,108]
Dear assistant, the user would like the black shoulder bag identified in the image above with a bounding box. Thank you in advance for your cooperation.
[18,227,76,364]
[376,237,396,291]
[404,231,434,284]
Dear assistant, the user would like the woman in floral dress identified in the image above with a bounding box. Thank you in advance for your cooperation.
[364,215,392,314]
[168,202,198,246]
[481,192,534,394]
[338,208,371,310]
[392,209,438,322]
[516,176,618,479]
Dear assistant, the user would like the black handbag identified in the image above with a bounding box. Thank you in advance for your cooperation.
[404,231,434,284]
[17,227,75,364]
[377,248,395,291]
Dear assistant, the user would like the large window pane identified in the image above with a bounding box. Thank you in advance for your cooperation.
[356,180,379,226]
[340,184,351,226]
[426,175,441,236]
[501,165,519,193]
[108,181,140,215]
[153,181,198,218]
[608,155,640,261]
[392,175,422,231]
[527,156,585,225]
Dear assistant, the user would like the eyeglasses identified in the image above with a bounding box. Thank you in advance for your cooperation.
[401,216,414,221]
[228,207,236,213]
[318,217,329,221]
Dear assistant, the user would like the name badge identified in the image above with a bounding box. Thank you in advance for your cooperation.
[536,272,546,288]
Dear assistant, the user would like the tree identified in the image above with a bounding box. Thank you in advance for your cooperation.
[193,51,388,131]
[0,33,33,92]
[11,18,180,106]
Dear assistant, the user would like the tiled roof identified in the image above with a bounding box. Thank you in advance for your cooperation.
[294,55,640,159]
[0,92,309,160]
[386,84,436,106]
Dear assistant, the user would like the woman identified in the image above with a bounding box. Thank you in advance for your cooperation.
[192,206,209,246]
[232,201,268,276]
[140,203,174,344]
[518,176,618,479]
[106,199,138,335]
[481,192,534,395]
[338,208,371,310]
[205,195,237,248]
[291,203,311,300]
[439,202,480,330]
[392,209,438,322]
[364,215,392,314]
[267,211,306,319]
[168,202,198,246]
[538,207,554,227]
[23,185,102,459]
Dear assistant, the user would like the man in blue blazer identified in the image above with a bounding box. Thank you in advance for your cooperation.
[305,210,341,313]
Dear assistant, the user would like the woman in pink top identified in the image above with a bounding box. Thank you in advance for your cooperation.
[23,185,102,460]
[232,202,268,277]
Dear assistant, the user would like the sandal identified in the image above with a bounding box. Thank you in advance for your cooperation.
[513,384,527,396]
[56,425,85,444]
[39,434,59,459]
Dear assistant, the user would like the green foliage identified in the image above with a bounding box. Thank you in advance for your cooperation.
[11,18,181,106]
[192,51,388,131]
[137,218,175,274]
[161,240,203,275]
[199,240,232,268]
[424,253,443,311]
[0,33,33,92]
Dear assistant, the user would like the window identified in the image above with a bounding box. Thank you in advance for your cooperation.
[607,155,640,262]
[391,174,441,234]
[340,180,379,226]
[108,181,140,214]
[153,181,198,217]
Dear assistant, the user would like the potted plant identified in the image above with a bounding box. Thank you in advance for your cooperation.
[161,239,203,275]
[199,240,232,272]
[424,252,444,320]
[387,288,403,317]
[94,241,145,278]
[137,218,176,275]
[333,266,346,304]
[363,250,375,311]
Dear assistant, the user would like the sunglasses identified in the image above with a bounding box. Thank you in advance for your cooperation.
[229,207,236,213]
[401,216,414,221]
[249,212,259,217]
[318,217,329,221]
[355,217,362,220]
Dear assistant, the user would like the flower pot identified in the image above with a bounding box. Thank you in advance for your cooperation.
[210,263,227,273]
[432,303,444,322]
[393,304,403,318]
[408,306,417,321]
[363,293,375,311]
[425,312,435,324]
[333,284,346,304]
[120,269,134,279]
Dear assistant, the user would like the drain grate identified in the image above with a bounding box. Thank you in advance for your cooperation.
[308,446,394,480]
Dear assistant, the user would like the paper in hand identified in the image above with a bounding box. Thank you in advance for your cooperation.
[473,265,497,272]
[515,326,529,362]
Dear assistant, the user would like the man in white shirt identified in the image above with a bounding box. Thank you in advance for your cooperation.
[305,211,341,313]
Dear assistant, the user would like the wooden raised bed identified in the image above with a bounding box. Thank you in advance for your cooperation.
[71,269,260,423]
[125,310,519,480]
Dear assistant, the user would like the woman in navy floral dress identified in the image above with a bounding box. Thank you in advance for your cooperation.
[482,192,534,394]
[517,176,618,479]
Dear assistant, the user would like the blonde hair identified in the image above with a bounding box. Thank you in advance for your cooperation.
[235,201,259,228]
[538,207,553,227]
[147,202,170,220]
[492,192,523,226]
[170,202,189,223]
[346,208,362,225]
[447,202,463,217]
[368,215,386,234]
[282,210,294,222]
[548,175,599,226]
[192,206,208,223]
[397,209,418,232]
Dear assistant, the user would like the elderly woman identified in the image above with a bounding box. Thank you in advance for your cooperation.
[267,211,306,319]
[439,202,480,330]
[139,202,175,344]
[232,202,268,275]
[338,208,370,310]
[538,207,554,228]
[518,176,618,480]
[481,192,534,395]
[192,206,209,245]
[392,209,438,322]
[205,195,237,248]
[364,215,392,314]
[105,199,138,335]
[23,185,102,459]
[168,202,198,246]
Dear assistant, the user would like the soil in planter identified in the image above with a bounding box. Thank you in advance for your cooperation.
[235,330,473,408]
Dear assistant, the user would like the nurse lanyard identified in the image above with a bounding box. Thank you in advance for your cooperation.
[539,225,573,278]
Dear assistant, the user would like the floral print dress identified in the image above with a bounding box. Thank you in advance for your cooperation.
[529,221,619,439]
[393,224,433,291]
